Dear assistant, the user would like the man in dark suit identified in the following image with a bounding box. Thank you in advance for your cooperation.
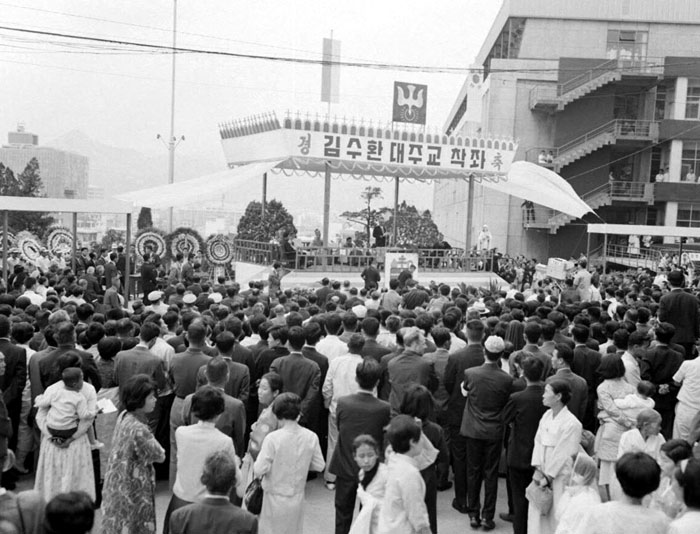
[37,321,101,392]
[659,270,700,359]
[302,321,330,456]
[571,325,602,432]
[548,343,588,423]
[200,331,250,405]
[104,251,119,289]
[140,253,158,304]
[80,266,103,303]
[359,317,391,363]
[548,311,575,349]
[387,327,437,414]
[503,357,548,534]
[329,358,390,534]
[270,326,321,428]
[170,449,257,534]
[509,321,551,380]
[443,319,484,514]
[641,322,684,438]
[461,335,514,530]
[113,322,167,393]
[0,315,26,450]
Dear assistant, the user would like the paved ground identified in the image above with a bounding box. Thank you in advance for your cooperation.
[16,473,513,533]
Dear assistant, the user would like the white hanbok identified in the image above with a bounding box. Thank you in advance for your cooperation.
[253,422,325,534]
[349,463,388,534]
[528,407,583,534]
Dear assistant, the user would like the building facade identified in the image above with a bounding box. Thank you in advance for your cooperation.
[438,0,700,260]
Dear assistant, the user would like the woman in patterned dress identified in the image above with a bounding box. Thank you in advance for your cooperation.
[101,374,165,534]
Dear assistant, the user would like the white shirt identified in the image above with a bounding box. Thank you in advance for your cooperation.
[614,393,655,423]
[35,381,97,430]
[669,511,700,534]
[621,351,641,387]
[21,289,44,306]
[316,334,348,364]
[574,501,669,534]
[448,334,466,354]
[617,427,665,461]
[322,352,362,415]
[378,453,430,534]
[151,337,176,396]
[673,358,700,410]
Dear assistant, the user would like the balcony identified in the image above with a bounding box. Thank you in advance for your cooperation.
[527,120,659,171]
[530,59,663,112]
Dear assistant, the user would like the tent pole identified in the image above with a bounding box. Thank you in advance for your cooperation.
[72,212,78,273]
[603,233,608,273]
[124,212,132,305]
[465,176,475,258]
[261,172,267,220]
[323,164,331,246]
[586,232,591,261]
[392,177,399,246]
[2,211,8,289]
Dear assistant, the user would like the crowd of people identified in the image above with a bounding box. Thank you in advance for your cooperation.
[0,245,700,534]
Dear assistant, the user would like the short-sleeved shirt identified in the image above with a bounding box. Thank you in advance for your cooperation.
[673,358,700,410]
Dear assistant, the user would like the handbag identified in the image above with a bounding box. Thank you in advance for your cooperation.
[525,480,553,515]
[244,477,264,515]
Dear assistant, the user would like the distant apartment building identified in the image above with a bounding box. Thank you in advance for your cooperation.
[0,125,89,228]
[438,0,700,260]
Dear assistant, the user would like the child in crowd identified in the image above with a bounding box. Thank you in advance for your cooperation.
[348,435,387,534]
[614,380,656,421]
[617,409,665,461]
[377,415,431,534]
[555,452,601,534]
[34,367,102,449]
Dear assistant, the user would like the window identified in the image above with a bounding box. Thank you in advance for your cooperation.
[483,18,525,79]
[686,80,700,119]
[606,29,647,64]
[677,203,700,227]
[681,141,700,177]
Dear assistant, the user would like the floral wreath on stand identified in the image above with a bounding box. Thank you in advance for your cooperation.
[46,227,74,256]
[205,234,235,281]
[165,227,204,261]
[135,228,167,259]
[15,231,42,264]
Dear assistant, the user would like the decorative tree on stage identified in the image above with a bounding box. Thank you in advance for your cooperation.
[137,207,153,230]
[384,201,443,248]
[101,229,125,250]
[0,158,54,236]
[236,199,297,242]
[340,186,386,246]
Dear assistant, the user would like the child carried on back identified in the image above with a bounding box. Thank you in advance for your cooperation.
[35,366,102,448]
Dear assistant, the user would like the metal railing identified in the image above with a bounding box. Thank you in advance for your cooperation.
[556,119,658,157]
[557,58,662,97]
[232,239,279,265]
[605,243,660,268]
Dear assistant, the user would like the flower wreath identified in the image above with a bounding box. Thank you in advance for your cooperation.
[205,234,235,265]
[135,228,167,259]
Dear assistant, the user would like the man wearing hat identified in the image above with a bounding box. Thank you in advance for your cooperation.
[182,292,197,310]
[460,335,514,530]
[659,270,700,359]
[146,291,169,316]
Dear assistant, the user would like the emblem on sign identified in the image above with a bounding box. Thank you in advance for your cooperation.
[393,82,427,124]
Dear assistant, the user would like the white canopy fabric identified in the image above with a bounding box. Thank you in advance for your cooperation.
[489,161,593,218]
[115,160,284,209]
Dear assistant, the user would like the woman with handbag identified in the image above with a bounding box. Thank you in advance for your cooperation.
[253,393,325,534]
[527,380,582,534]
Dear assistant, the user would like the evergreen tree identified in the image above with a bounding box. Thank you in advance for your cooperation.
[236,199,296,241]
[137,207,153,230]
[384,201,443,248]
[0,158,54,236]
[340,186,386,246]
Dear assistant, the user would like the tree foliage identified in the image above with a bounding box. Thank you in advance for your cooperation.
[0,158,54,236]
[137,207,153,230]
[101,229,125,250]
[340,186,386,246]
[236,199,296,242]
[384,201,443,248]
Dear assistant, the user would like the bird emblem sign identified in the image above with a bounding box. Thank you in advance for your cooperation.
[393,81,427,124]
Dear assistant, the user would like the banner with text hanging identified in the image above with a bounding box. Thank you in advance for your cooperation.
[393,81,427,125]
[321,38,341,104]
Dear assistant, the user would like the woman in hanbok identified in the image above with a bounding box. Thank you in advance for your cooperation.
[253,393,325,534]
[650,439,693,519]
[528,380,583,534]
[348,435,388,534]
[34,353,96,502]
[594,355,635,500]
[101,375,165,534]
[555,453,601,534]
[238,372,281,498]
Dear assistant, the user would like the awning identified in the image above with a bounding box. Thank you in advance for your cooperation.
[488,161,593,219]
[115,159,284,209]
[588,224,700,238]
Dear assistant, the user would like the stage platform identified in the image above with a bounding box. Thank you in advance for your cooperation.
[235,261,507,290]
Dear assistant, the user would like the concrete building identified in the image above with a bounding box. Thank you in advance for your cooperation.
[438,0,700,260]
[1,125,89,228]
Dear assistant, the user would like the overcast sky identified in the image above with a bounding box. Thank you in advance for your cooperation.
[0,0,501,163]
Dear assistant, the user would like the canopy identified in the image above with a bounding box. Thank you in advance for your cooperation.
[115,160,283,208]
[491,161,593,219]
[0,196,133,214]
[588,223,700,238]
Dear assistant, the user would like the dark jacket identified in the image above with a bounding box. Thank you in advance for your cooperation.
[38,345,101,392]
[270,352,321,426]
[443,344,484,427]
[387,349,438,414]
[170,497,258,534]
[114,345,167,392]
[546,368,588,423]
[461,361,514,440]
[0,339,26,408]
[659,288,700,343]
[503,384,547,469]
[361,338,392,363]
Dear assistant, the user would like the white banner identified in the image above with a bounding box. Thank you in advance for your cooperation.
[384,252,419,287]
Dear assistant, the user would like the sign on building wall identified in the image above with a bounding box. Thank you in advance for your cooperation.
[393,82,427,124]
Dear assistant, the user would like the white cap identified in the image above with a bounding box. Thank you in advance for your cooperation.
[183,293,196,305]
[484,336,505,354]
[148,290,162,302]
